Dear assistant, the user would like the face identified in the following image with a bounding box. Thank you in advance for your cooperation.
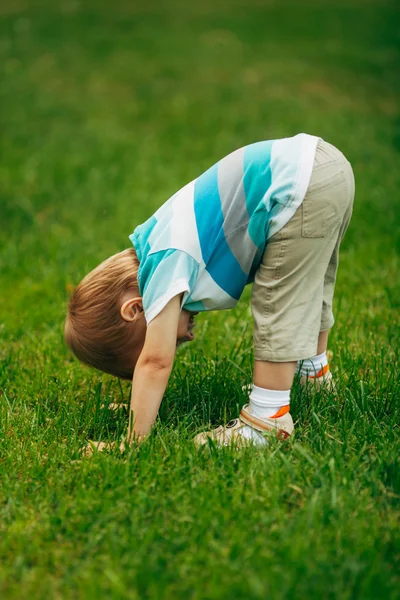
[176,310,198,346]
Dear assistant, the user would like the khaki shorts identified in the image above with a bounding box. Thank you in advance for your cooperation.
[251,139,355,362]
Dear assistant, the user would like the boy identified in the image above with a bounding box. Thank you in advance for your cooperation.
[65,133,354,449]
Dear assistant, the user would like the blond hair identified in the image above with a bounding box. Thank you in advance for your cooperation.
[65,248,140,379]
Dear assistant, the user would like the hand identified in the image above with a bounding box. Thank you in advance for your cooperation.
[100,403,128,412]
[82,440,114,457]
[82,440,127,457]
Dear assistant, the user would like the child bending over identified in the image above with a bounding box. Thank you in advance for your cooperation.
[65,133,354,449]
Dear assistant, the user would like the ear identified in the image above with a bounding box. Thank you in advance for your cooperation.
[120,297,144,322]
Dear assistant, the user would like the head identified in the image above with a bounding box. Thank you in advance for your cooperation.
[65,248,198,380]
[65,248,144,380]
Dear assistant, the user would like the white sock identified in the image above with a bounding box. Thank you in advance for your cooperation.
[236,386,291,446]
[297,351,328,377]
[249,385,291,418]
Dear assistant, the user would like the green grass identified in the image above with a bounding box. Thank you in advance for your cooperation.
[1,0,399,598]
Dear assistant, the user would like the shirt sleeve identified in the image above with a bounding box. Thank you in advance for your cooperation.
[137,249,199,324]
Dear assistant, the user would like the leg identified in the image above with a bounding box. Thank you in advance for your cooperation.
[317,329,330,354]
[251,141,354,412]
[296,328,330,377]
[254,360,297,390]
[299,157,354,386]
[319,182,354,336]
[251,189,344,366]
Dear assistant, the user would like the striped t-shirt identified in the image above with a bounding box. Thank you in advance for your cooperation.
[130,133,319,323]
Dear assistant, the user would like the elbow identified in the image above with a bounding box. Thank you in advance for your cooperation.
[138,352,175,374]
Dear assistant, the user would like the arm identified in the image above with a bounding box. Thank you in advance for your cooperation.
[127,294,182,443]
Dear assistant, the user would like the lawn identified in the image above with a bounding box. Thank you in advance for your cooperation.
[0,0,399,598]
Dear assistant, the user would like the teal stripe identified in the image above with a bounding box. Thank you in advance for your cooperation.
[243,141,273,248]
[183,299,205,312]
[194,162,247,299]
[130,215,157,264]
[138,249,199,315]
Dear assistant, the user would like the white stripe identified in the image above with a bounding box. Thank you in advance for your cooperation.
[267,134,319,239]
[292,133,320,212]
[145,279,190,324]
[151,180,203,263]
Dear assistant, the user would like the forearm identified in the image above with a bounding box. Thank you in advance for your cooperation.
[128,362,172,441]
[126,294,183,444]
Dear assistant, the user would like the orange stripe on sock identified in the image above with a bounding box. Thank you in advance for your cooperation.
[309,364,330,379]
[270,405,290,418]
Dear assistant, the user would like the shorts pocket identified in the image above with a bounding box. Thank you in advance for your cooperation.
[302,170,346,238]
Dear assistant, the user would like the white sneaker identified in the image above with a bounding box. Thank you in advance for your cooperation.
[194,403,294,447]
